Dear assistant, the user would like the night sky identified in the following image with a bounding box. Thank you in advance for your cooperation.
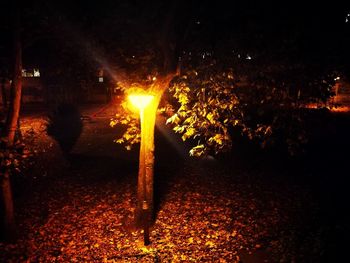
[1,1,349,70]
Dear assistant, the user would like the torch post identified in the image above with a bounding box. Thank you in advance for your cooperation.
[128,94,154,245]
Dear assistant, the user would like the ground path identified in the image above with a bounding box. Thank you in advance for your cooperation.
[1,103,349,262]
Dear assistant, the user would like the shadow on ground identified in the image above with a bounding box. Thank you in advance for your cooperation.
[68,154,138,183]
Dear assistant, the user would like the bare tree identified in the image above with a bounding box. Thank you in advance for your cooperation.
[1,3,22,240]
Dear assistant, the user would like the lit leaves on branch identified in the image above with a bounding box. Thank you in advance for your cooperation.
[110,81,162,151]
[0,138,32,175]
[110,103,140,151]
[111,53,336,156]
[166,69,245,157]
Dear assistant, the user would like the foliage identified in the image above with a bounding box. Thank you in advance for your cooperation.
[0,112,41,177]
[110,103,140,151]
[163,61,266,156]
[163,51,337,156]
[111,50,336,156]
[0,137,33,176]
[165,68,242,156]
[46,103,83,156]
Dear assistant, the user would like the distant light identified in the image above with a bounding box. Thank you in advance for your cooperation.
[99,77,104,83]
[33,69,40,77]
[152,76,157,81]
[196,21,201,25]
[237,54,241,58]
[246,55,252,60]
[334,76,340,81]
[21,69,34,77]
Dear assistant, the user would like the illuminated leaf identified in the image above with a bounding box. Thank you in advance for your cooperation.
[181,127,196,141]
[173,126,185,133]
[115,138,124,144]
[189,144,205,157]
[206,113,214,123]
[166,114,180,125]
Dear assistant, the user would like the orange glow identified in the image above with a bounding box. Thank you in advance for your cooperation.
[128,94,154,111]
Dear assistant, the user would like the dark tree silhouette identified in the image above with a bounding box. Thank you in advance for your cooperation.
[0,1,22,241]
[46,103,83,159]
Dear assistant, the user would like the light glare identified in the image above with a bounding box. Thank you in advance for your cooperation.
[128,94,154,110]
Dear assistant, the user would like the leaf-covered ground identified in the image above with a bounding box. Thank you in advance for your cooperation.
[1,106,349,262]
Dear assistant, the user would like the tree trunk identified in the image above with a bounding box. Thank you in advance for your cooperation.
[1,78,7,109]
[7,5,22,145]
[1,170,15,240]
[2,3,22,240]
[136,104,158,212]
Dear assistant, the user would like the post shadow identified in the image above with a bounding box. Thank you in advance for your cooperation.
[152,127,186,222]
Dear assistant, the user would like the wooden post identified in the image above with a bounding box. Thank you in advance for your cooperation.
[135,96,157,246]
[131,87,168,245]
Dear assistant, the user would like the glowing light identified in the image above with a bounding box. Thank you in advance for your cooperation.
[128,94,154,111]
[22,68,39,78]
[246,55,252,60]
[152,76,157,81]
[33,69,40,77]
